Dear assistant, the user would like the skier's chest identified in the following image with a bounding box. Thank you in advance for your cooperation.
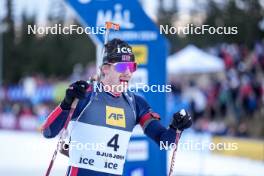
[77,92,136,132]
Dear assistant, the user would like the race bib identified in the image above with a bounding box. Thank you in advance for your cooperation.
[68,121,132,175]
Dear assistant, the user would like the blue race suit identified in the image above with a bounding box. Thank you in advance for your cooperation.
[42,85,177,176]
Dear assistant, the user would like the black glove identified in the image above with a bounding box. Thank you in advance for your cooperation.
[60,80,88,110]
[170,109,192,131]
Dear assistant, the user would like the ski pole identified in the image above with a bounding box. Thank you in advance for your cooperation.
[44,21,120,176]
[97,21,120,77]
[44,99,78,176]
[168,130,182,176]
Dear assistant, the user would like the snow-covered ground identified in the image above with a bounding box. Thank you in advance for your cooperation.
[168,132,264,176]
[1,130,264,176]
[168,149,264,176]
[0,130,67,176]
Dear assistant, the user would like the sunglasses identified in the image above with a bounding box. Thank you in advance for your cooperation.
[108,62,137,73]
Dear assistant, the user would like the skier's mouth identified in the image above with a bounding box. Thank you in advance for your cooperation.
[119,78,129,83]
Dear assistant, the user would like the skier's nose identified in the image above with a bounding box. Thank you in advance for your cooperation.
[124,67,132,74]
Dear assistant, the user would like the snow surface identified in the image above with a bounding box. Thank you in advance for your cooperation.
[1,130,264,176]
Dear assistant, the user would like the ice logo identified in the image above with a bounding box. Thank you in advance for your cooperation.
[96,4,135,29]
[117,46,132,54]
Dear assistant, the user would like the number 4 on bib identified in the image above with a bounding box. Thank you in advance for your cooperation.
[107,134,120,151]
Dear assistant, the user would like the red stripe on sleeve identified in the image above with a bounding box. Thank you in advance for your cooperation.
[41,106,63,130]
[70,166,79,176]
[139,113,152,127]
[139,112,160,127]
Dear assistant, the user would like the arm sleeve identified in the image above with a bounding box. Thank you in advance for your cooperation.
[144,121,177,145]
[42,106,70,138]
[42,91,92,138]
[135,94,177,145]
